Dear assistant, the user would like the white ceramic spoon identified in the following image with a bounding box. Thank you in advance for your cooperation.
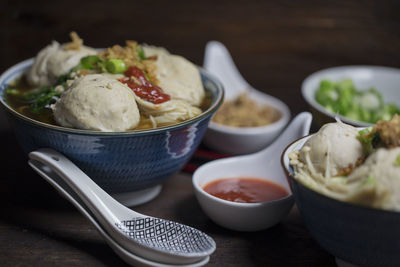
[194,112,312,202]
[28,160,210,267]
[28,149,216,265]
[202,40,291,155]
[204,40,250,100]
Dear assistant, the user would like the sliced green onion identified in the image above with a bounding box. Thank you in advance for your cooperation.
[395,154,400,167]
[361,175,376,186]
[106,59,127,74]
[315,80,338,106]
[80,55,100,69]
[22,86,51,102]
[137,46,145,60]
[5,88,20,96]
[314,78,400,123]
[358,128,372,142]
[30,89,61,113]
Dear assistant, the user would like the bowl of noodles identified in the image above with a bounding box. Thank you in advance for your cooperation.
[281,115,400,266]
[0,33,224,205]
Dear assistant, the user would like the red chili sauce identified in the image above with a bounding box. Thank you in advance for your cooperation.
[203,177,289,203]
[120,66,171,104]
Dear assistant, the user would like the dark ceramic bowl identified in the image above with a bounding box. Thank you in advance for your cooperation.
[0,58,224,196]
[281,135,400,267]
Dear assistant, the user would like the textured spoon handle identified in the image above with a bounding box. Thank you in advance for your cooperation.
[29,148,216,264]
[28,159,212,267]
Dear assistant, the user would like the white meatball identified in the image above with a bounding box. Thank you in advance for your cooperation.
[143,45,205,106]
[27,41,97,87]
[346,147,400,210]
[299,122,364,177]
[53,74,140,131]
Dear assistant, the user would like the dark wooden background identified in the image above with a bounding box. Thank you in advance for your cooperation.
[1,0,400,117]
[0,0,399,266]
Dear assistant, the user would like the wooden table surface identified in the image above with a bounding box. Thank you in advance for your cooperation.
[0,0,399,266]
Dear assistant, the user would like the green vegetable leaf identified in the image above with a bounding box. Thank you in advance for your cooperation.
[56,73,70,86]
[380,103,399,121]
[315,80,338,107]
[27,86,61,113]
[337,87,355,114]
[80,55,100,69]
[22,86,52,102]
[5,88,20,96]
[358,127,381,154]
[359,89,382,112]
[371,133,381,149]
[337,79,354,91]
[314,78,400,124]
[394,154,400,167]
[361,175,376,186]
[137,46,145,60]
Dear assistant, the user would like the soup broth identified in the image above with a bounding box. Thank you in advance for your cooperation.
[5,74,212,131]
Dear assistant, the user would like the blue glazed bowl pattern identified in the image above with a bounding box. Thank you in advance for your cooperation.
[0,59,224,193]
[282,136,400,267]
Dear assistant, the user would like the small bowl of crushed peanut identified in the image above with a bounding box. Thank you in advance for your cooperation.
[202,41,290,155]
[203,89,290,155]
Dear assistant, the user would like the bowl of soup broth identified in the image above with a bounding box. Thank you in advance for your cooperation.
[0,35,224,204]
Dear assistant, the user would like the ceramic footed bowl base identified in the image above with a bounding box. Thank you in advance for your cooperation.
[112,185,162,207]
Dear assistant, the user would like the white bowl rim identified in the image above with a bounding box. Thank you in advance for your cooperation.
[192,165,293,208]
[0,58,224,136]
[207,89,291,135]
[301,65,400,127]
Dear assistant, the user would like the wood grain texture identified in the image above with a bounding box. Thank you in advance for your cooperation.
[0,132,335,266]
[0,0,399,266]
[1,0,399,116]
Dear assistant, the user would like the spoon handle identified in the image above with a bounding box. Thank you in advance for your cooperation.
[204,41,250,99]
[27,159,134,264]
[29,148,140,225]
[28,159,210,267]
[259,112,312,157]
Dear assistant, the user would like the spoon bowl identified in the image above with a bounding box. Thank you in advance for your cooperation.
[202,41,290,155]
[192,112,312,231]
[29,149,216,265]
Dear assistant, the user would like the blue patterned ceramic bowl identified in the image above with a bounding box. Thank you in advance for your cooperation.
[0,58,224,195]
[281,135,400,267]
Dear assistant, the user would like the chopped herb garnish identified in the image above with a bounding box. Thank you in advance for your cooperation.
[26,86,62,113]
[5,88,20,96]
[106,59,127,74]
[395,154,400,167]
[315,79,400,123]
[137,46,145,60]
[361,175,376,186]
[80,55,101,69]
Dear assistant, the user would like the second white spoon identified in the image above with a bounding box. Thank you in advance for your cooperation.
[29,149,216,265]
[28,159,210,267]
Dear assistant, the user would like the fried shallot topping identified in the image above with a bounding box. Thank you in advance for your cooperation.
[374,114,400,148]
[64,31,83,50]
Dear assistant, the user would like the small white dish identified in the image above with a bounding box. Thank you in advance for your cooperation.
[193,112,312,231]
[202,41,290,155]
[302,65,400,127]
